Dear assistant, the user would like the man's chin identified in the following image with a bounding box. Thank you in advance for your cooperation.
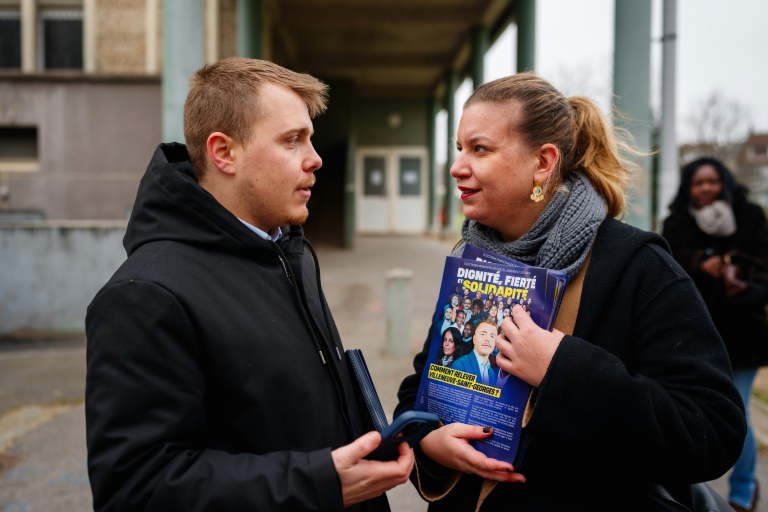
[285,208,309,227]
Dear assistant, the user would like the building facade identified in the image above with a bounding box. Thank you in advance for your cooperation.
[0,0,654,247]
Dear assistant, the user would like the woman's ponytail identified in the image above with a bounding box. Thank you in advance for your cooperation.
[568,96,640,218]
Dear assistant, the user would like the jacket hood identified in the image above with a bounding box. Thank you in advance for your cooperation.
[124,143,297,256]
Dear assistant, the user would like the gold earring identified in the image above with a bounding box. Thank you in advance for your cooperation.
[530,181,544,203]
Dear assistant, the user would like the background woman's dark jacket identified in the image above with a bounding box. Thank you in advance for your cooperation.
[662,196,768,368]
[396,218,745,511]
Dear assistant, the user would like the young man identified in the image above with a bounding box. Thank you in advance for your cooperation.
[85,58,413,511]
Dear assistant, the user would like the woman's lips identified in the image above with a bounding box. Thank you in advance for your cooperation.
[458,186,478,200]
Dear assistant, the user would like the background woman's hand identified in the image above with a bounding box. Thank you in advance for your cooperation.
[418,423,526,482]
[700,255,723,278]
[495,305,564,387]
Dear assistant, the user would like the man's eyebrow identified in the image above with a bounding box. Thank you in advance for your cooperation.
[279,127,313,137]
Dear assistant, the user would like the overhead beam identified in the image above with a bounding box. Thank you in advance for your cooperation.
[354,85,435,99]
[279,5,482,25]
[299,54,452,68]
[482,0,513,25]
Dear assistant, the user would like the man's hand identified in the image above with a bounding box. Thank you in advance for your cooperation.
[331,431,414,507]
[496,305,564,387]
[418,423,526,483]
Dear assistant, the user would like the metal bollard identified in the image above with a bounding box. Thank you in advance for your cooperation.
[385,268,413,356]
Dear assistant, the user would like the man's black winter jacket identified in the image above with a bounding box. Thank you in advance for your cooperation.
[85,143,388,511]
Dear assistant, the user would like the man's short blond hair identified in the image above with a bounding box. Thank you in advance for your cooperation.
[183,57,329,179]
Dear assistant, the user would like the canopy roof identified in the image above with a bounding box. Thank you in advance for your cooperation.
[274,0,514,97]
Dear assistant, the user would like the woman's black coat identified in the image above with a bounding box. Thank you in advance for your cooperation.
[396,218,746,511]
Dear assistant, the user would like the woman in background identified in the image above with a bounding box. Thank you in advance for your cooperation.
[395,73,745,511]
[663,157,768,512]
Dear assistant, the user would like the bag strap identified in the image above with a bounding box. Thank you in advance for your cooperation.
[552,249,591,336]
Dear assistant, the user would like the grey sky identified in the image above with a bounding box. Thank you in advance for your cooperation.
[438,0,768,163]
[534,0,768,142]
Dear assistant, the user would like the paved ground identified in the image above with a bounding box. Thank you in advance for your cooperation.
[0,234,767,511]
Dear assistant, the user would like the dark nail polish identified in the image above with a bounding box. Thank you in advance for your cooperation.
[483,427,492,433]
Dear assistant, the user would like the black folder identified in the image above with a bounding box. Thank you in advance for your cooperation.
[345,349,388,432]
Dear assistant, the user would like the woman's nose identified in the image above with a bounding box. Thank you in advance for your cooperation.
[450,154,468,178]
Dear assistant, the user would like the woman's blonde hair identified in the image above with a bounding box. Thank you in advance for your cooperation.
[183,57,329,179]
[464,73,642,218]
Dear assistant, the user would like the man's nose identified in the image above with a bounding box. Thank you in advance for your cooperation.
[305,146,322,172]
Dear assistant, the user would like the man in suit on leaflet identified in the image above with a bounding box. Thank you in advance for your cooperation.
[84,57,413,511]
[452,319,500,386]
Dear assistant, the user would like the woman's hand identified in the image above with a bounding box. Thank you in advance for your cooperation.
[495,305,564,387]
[418,423,526,482]
[700,255,723,278]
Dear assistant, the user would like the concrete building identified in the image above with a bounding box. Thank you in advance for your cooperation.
[736,133,768,208]
[0,0,657,245]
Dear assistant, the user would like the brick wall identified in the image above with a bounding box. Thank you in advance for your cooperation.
[96,0,148,74]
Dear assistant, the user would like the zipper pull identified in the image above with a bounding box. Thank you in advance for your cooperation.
[277,255,292,284]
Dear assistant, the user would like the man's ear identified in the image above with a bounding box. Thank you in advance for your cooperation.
[533,143,559,183]
[206,132,237,176]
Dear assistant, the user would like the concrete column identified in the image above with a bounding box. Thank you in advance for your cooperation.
[21,0,35,72]
[163,0,204,143]
[471,25,488,88]
[206,0,219,64]
[515,0,535,72]
[237,0,262,59]
[613,0,652,230]
[444,70,459,237]
[658,0,678,229]
[385,268,413,356]
[146,0,159,74]
[83,0,97,72]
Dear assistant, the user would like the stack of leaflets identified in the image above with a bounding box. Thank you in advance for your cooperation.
[413,244,569,466]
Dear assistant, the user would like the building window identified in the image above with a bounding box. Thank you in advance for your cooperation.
[0,10,21,69]
[39,9,83,69]
[0,127,38,160]
[0,126,39,173]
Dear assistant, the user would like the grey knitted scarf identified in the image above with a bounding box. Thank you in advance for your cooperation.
[461,172,607,278]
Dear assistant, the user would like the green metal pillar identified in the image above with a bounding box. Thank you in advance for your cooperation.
[428,97,440,232]
[343,129,357,249]
[613,0,652,230]
[237,0,262,59]
[444,70,459,237]
[471,25,488,88]
[515,0,535,72]
[162,0,204,143]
